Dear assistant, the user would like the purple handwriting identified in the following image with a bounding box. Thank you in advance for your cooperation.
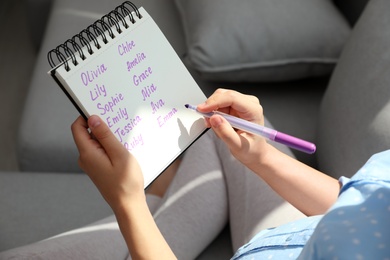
[113,116,142,143]
[133,66,153,86]
[127,53,147,72]
[118,40,136,56]
[141,84,157,101]
[151,99,165,114]
[124,133,144,152]
[90,84,107,101]
[96,93,125,115]
[157,108,178,127]
[81,64,108,87]
[106,107,128,128]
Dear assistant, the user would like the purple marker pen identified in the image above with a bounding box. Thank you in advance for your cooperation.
[185,104,316,154]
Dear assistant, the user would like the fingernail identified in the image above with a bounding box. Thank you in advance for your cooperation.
[88,115,101,129]
[210,115,223,128]
[197,102,207,109]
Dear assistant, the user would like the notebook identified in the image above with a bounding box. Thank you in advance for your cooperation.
[47,1,208,188]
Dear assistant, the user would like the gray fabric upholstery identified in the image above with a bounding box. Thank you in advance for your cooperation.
[317,0,390,178]
[0,172,112,251]
[174,0,351,83]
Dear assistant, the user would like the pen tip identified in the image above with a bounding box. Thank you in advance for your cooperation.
[184,104,189,108]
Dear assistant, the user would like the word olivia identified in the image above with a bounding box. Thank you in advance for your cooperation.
[106,107,129,128]
[113,116,142,143]
[157,107,178,127]
[96,93,125,115]
[142,84,157,101]
[118,40,136,56]
[89,84,107,101]
[123,134,144,152]
[80,64,108,87]
[127,52,147,72]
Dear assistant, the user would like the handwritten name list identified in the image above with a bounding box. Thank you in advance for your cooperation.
[79,39,178,152]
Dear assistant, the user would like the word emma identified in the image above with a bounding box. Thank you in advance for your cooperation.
[157,108,178,127]
[118,40,136,56]
[80,64,108,87]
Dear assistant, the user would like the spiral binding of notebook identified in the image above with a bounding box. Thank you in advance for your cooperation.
[47,1,142,71]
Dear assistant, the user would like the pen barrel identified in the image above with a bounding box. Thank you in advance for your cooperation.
[224,114,277,139]
[274,132,316,154]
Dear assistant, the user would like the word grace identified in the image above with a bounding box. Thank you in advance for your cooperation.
[80,64,108,87]
[133,66,153,86]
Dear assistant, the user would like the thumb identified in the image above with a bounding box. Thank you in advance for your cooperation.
[210,115,242,151]
[88,115,126,158]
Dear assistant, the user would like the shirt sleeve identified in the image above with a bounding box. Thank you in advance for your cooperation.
[298,150,390,259]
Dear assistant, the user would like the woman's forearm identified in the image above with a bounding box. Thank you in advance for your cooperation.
[114,195,177,260]
[248,144,340,216]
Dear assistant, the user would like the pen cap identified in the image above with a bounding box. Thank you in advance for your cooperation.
[274,132,316,154]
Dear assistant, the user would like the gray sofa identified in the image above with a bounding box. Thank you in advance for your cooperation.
[2,0,390,258]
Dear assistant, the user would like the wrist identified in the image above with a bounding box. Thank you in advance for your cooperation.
[111,191,147,216]
[245,142,278,174]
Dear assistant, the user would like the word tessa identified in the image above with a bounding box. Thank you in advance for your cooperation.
[80,64,108,87]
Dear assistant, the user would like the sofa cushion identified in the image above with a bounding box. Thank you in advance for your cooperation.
[174,0,351,83]
[316,0,390,178]
[0,172,112,252]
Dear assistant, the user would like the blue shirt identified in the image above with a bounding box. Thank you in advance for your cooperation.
[231,150,390,260]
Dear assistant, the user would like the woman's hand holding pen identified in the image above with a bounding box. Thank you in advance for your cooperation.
[197,88,271,167]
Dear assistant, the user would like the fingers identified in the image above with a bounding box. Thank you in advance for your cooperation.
[71,116,94,154]
[71,115,128,163]
[209,114,242,151]
[87,115,128,160]
[197,89,262,124]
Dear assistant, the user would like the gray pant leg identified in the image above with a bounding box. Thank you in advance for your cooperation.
[213,119,306,251]
[150,131,229,260]
[0,215,128,260]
